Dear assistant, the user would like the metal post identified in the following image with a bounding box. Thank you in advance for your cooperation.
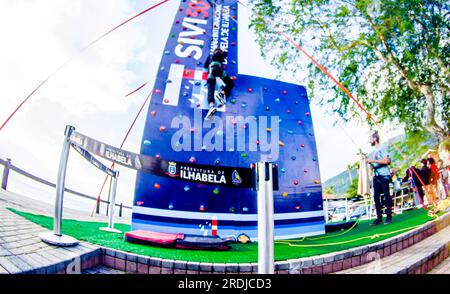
[256,162,274,274]
[39,125,78,246]
[1,158,11,190]
[100,171,121,233]
[119,203,123,217]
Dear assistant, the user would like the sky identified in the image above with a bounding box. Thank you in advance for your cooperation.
[0,0,403,207]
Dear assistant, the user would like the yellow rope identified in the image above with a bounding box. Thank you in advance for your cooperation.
[274,224,423,248]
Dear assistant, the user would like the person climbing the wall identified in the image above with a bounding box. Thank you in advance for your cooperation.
[204,48,234,120]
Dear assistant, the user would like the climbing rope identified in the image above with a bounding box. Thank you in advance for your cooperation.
[91,87,153,216]
[0,0,172,132]
[274,223,426,248]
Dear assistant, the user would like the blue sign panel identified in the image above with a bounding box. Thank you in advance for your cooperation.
[132,0,325,240]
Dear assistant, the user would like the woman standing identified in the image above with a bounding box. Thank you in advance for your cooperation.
[427,157,439,208]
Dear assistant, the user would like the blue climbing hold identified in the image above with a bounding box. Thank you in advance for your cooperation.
[143,140,152,146]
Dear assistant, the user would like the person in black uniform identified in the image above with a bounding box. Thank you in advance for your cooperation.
[402,165,425,204]
[204,48,234,120]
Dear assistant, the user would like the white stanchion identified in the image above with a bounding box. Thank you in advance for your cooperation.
[100,171,122,233]
[256,162,275,274]
[39,125,78,247]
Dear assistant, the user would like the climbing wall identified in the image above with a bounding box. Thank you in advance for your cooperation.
[132,0,325,240]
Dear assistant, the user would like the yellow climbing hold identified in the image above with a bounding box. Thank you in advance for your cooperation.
[278,141,285,147]
[282,192,288,197]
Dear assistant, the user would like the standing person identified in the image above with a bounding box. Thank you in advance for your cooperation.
[204,48,234,120]
[427,157,439,207]
[402,165,425,205]
[366,131,393,225]
[437,159,448,199]
[420,159,433,205]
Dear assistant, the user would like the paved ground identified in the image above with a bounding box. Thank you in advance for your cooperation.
[0,203,100,274]
[428,257,450,274]
[82,265,125,274]
[337,225,450,274]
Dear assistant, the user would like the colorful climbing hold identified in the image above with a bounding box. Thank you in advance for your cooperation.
[213,188,219,195]
[266,128,271,132]
[281,168,287,173]
[275,98,280,103]
[155,154,161,159]
[189,157,196,163]
[282,192,288,197]
[154,183,160,189]
[286,109,291,114]
[314,180,321,184]
[199,205,206,212]
[247,88,253,93]
[241,102,247,108]
[184,185,190,192]
[215,159,221,165]
[143,140,151,146]
[168,204,174,210]
[287,130,294,134]
[306,112,310,116]
[278,141,285,147]
[293,180,299,185]
[300,144,305,148]
[265,106,270,111]
[295,205,301,210]
[283,90,288,95]
[241,153,248,158]
[229,207,236,213]
[154,89,162,94]
[291,156,296,160]
[298,120,303,125]
[230,98,236,104]
[304,169,308,173]
[159,126,166,132]
[242,207,249,212]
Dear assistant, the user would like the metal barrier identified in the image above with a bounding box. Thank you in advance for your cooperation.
[0,158,132,214]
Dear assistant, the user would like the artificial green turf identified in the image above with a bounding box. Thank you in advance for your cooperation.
[8,207,438,263]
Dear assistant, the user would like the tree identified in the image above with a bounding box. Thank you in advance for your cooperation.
[249,0,449,141]
[323,184,335,194]
[346,177,359,198]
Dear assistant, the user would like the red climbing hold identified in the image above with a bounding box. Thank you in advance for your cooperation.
[231,76,237,81]
[293,180,299,185]
[159,126,166,132]
[154,89,162,94]
[150,111,156,117]
[164,99,170,103]
[283,90,288,95]
[300,144,305,148]
[306,112,311,116]
[298,120,303,125]
[154,183,161,189]
[248,88,253,93]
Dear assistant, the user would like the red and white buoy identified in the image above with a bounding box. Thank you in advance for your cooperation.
[211,216,218,236]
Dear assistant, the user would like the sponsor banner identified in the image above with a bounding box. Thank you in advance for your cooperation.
[69,131,252,188]
[71,143,116,177]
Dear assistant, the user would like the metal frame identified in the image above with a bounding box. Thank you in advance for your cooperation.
[39,125,79,246]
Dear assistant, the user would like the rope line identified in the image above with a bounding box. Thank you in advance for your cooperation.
[0,0,172,131]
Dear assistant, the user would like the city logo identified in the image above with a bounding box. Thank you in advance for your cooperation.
[168,161,178,177]
[232,170,242,186]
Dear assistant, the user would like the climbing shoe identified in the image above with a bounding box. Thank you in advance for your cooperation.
[205,107,217,121]
[215,91,226,106]
[370,219,382,226]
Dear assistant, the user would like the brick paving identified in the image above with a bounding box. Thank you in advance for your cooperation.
[428,257,450,274]
[82,265,125,274]
[0,204,101,274]
[336,225,450,274]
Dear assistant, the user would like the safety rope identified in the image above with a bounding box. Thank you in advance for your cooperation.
[125,82,149,97]
[0,0,172,132]
[91,87,153,216]
[274,223,426,247]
